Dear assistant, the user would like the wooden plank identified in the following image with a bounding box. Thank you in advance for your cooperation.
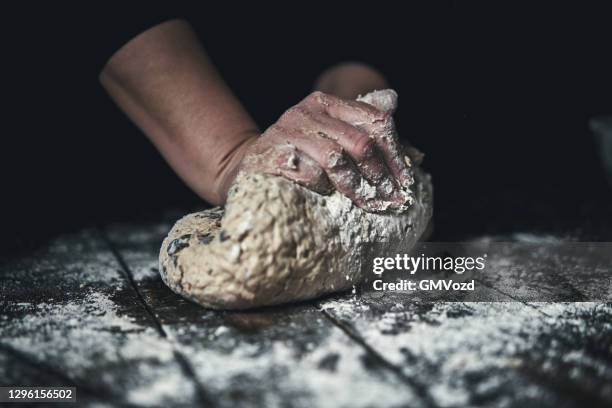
[0,230,204,407]
[0,346,108,407]
[105,220,431,408]
[470,241,612,302]
[319,238,612,407]
[105,219,612,407]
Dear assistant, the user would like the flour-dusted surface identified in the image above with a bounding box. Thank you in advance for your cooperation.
[109,221,426,408]
[2,218,612,407]
[320,296,612,408]
[0,230,199,406]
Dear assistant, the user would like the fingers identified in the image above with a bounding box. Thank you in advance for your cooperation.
[277,104,401,200]
[303,91,387,127]
[356,89,398,114]
[263,125,387,209]
[279,106,376,173]
[370,124,415,190]
[244,90,416,213]
[242,143,332,195]
[309,90,414,190]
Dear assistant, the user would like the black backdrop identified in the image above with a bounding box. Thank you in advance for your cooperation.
[3,3,612,250]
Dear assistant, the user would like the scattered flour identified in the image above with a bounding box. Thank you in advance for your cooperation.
[319,293,612,406]
[180,325,420,408]
[3,230,610,407]
[127,363,194,406]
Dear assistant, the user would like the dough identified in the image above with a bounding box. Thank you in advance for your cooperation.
[159,91,433,309]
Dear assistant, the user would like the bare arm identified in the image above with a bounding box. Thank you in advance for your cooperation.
[100,19,258,205]
[101,20,412,211]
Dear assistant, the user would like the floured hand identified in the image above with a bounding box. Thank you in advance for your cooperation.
[240,89,418,213]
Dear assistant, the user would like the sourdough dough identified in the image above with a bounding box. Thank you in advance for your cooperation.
[159,91,433,309]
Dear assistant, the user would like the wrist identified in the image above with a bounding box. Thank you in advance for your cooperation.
[213,131,259,204]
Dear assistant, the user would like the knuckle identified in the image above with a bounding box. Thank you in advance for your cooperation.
[353,134,376,161]
[271,123,288,132]
[280,105,310,123]
[278,107,296,123]
[324,146,347,169]
[307,90,325,101]
[305,90,332,108]
[355,101,388,122]
[374,111,393,127]
[266,124,287,138]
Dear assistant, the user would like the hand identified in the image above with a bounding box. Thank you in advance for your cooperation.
[239,89,417,213]
[99,22,408,209]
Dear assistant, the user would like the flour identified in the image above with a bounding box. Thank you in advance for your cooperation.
[320,298,371,318]
[179,324,419,408]
[1,288,196,407]
[357,89,398,114]
[355,177,378,200]
[127,365,194,406]
[121,253,159,281]
[471,232,568,245]
[4,231,125,289]
[320,290,612,406]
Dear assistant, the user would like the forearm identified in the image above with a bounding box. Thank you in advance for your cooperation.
[100,19,258,204]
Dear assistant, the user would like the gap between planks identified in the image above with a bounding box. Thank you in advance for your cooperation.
[99,223,450,407]
[473,277,553,317]
[319,308,439,408]
[97,226,216,408]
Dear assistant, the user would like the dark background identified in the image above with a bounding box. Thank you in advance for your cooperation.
[3,3,612,251]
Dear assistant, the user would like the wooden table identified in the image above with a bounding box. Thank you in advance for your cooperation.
[1,206,611,407]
